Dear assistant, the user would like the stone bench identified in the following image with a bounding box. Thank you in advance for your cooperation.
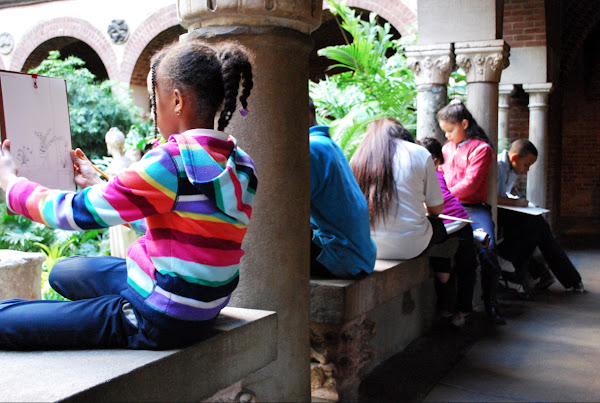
[0,306,277,402]
[310,257,437,401]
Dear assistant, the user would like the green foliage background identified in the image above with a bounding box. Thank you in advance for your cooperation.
[309,1,468,160]
[309,1,417,160]
[28,51,147,157]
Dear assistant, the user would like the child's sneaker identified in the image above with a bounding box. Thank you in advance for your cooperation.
[451,312,469,328]
[571,281,585,293]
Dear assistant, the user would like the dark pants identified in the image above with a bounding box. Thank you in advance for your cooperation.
[310,239,367,280]
[430,224,477,313]
[498,209,581,288]
[0,256,215,350]
[463,204,501,307]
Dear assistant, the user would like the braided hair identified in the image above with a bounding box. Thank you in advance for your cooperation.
[150,39,253,133]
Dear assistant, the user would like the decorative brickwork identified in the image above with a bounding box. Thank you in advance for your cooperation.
[344,0,416,36]
[21,38,109,80]
[503,0,546,48]
[120,4,181,84]
[128,26,186,87]
[9,17,117,80]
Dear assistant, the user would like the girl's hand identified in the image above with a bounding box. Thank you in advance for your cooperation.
[0,140,19,191]
[70,148,104,188]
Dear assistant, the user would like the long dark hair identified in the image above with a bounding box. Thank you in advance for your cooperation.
[350,117,414,223]
[436,100,491,145]
[150,39,253,135]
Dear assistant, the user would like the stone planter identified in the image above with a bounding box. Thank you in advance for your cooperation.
[0,250,45,300]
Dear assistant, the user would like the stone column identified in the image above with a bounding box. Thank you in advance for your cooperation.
[177,1,321,402]
[455,40,510,220]
[406,43,455,142]
[523,83,552,208]
[498,84,515,152]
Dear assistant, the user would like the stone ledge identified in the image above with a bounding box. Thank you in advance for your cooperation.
[310,257,431,324]
[0,307,277,402]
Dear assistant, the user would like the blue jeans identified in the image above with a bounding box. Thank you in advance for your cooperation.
[0,256,214,350]
[463,204,501,306]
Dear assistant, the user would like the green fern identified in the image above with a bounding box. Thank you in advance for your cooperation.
[310,0,418,161]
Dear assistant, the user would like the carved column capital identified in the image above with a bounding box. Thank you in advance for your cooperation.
[498,84,515,109]
[523,83,552,110]
[455,40,510,83]
[405,43,455,86]
[177,0,323,34]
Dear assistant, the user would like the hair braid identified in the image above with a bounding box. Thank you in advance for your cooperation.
[151,63,158,138]
[239,60,253,112]
[217,46,253,131]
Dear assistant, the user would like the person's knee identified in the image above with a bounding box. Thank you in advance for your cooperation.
[48,256,87,289]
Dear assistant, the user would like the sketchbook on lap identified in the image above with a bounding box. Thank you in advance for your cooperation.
[0,70,75,191]
[498,204,549,215]
[438,213,474,223]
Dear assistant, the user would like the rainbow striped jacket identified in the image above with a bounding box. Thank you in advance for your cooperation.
[6,129,258,327]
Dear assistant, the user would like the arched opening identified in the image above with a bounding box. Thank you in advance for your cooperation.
[21,37,108,81]
[129,25,187,114]
[309,8,402,82]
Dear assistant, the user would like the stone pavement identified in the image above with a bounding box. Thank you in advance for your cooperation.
[359,238,600,402]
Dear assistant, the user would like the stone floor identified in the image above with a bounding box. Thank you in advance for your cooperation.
[359,236,600,402]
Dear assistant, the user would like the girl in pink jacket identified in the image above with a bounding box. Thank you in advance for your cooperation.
[437,100,505,325]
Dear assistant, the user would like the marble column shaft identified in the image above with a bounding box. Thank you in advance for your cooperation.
[523,83,552,208]
[498,84,515,152]
[406,43,455,143]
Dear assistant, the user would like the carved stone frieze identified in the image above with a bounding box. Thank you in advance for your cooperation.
[406,43,455,86]
[0,32,14,55]
[107,19,129,44]
[177,0,323,34]
[310,315,376,401]
[455,40,510,83]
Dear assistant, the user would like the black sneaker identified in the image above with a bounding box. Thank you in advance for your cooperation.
[571,281,585,293]
[535,272,556,291]
[485,305,507,325]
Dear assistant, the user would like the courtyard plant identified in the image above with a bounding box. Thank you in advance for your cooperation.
[309,0,417,160]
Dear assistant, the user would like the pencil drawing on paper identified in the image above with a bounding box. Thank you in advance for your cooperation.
[0,70,75,190]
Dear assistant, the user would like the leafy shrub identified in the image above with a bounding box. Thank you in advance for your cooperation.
[28,51,148,157]
[309,1,417,159]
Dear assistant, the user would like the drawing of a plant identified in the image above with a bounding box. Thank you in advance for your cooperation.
[16,146,32,165]
[35,129,61,160]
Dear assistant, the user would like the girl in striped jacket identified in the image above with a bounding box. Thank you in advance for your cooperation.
[0,39,258,350]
